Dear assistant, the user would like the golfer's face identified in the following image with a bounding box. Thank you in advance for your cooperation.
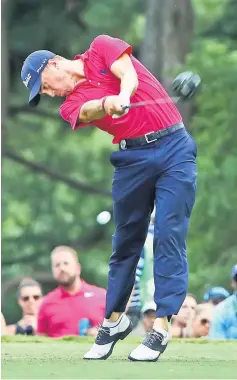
[40,60,76,97]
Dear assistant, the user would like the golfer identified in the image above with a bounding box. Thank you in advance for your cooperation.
[21,34,197,362]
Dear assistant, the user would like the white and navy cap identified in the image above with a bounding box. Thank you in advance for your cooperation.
[21,50,56,107]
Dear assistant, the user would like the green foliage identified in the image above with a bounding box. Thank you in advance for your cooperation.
[193,0,226,34]
[185,40,237,297]
[194,0,237,45]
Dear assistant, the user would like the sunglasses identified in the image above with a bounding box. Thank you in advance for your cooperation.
[21,295,42,302]
[200,318,210,325]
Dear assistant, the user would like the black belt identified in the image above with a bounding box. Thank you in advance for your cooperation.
[119,123,185,150]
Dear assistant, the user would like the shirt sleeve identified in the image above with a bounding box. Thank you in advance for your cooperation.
[60,95,93,130]
[37,303,48,336]
[92,35,132,70]
[208,309,228,339]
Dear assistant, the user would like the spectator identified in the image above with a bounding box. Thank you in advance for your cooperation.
[7,278,43,335]
[1,313,7,336]
[231,264,237,291]
[203,287,230,306]
[141,301,156,334]
[37,246,106,337]
[208,264,237,340]
[192,303,214,338]
[130,301,156,337]
[171,294,197,338]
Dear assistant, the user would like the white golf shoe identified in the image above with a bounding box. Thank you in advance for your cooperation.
[128,328,169,362]
[83,313,133,360]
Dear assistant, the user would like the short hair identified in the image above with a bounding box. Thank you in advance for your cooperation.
[17,277,42,298]
[50,245,79,262]
[49,55,64,63]
[186,293,197,302]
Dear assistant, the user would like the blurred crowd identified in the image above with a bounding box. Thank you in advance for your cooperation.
[127,262,237,340]
[1,234,237,340]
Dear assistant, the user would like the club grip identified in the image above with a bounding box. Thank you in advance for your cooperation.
[112,105,130,119]
[122,105,130,110]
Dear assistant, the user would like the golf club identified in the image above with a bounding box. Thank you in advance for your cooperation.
[123,96,181,110]
[112,96,181,119]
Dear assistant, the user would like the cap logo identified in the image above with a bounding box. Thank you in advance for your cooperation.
[23,73,32,88]
[36,58,48,73]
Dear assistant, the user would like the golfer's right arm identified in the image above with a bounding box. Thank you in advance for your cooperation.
[79,98,107,123]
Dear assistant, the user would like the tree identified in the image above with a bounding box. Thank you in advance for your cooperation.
[199,0,237,44]
[139,0,194,123]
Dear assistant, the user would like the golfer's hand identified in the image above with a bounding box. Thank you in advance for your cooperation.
[104,93,130,118]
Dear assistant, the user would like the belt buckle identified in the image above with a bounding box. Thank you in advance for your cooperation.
[144,132,157,144]
[120,140,127,150]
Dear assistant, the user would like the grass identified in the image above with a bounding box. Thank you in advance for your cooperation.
[2,337,237,379]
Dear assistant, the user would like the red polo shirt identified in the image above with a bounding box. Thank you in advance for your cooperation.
[37,280,106,337]
[60,35,182,144]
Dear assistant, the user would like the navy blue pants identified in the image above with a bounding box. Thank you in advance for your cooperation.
[105,128,197,319]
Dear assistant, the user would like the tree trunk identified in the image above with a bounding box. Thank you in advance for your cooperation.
[139,0,194,125]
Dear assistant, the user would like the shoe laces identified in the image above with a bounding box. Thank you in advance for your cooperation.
[95,324,110,343]
[145,330,163,346]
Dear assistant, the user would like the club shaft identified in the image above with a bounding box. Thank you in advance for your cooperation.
[125,96,180,109]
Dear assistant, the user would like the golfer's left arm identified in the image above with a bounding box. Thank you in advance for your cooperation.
[110,53,139,99]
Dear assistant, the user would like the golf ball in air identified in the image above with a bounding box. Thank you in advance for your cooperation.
[96,211,111,225]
